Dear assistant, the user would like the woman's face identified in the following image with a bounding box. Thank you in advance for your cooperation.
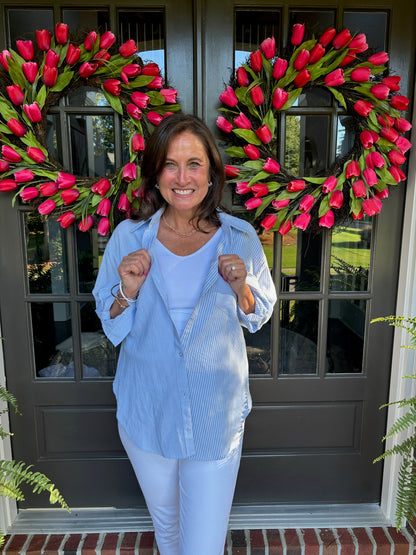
[157,131,211,218]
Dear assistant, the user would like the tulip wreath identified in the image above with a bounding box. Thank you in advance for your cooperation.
[217,24,412,233]
[0,23,180,235]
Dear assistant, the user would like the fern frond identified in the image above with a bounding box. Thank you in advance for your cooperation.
[0,386,19,415]
[395,457,416,530]
[0,535,4,549]
[373,436,416,462]
[383,408,416,439]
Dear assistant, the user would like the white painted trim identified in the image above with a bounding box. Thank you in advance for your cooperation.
[380,77,416,525]
[0,324,18,533]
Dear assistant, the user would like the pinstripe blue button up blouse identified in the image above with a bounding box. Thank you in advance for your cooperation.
[93,208,276,461]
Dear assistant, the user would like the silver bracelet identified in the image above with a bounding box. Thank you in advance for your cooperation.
[119,281,139,304]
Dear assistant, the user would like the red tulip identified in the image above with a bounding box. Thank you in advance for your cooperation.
[2,145,21,163]
[127,104,142,120]
[377,114,395,128]
[103,79,121,96]
[260,214,277,230]
[293,213,311,231]
[120,64,141,85]
[7,84,24,105]
[142,63,160,76]
[27,146,45,163]
[272,198,290,210]
[7,118,26,137]
[319,27,336,47]
[16,40,34,61]
[319,210,334,228]
[332,29,351,50]
[388,149,406,166]
[388,166,406,183]
[250,50,262,72]
[118,193,131,212]
[99,30,116,49]
[348,33,368,53]
[55,23,68,45]
[0,160,9,172]
[43,66,58,87]
[322,175,337,193]
[287,179,305,192]
[360,130,375,149]
[380,126,399,143]
[92,178,111,196]
[309,43,325,64]
[57,172,76,189]
[250,85,264,105]
[234,112,251,129]
[147,111,164,125]
[390,95,409,111]
[382,75,401,91]
[236,67,249,87]
[65,44,81,66]
[353,209,363,220]
[40,182,58,196]
[122,162,137,182]
[351,67,371,82]
[216,116,233,133]
[20,186,39,201]
[339,51,356,67]
[225,165,240,177]
[263,158,280,173]
[363,168,378,186]
[291,24,305,46]
[362,197,381,216]
[45,49,60,68]
[58,211,76,228]
[0,179,17,191]
[97,217,110,236]
[219,86,238,107]
[299,194,315,212]
[273,58,288,80]
[61,188,80,205]
[252,183,269,197]
[273,88,289,110]
[396,136,412,154]
[329,190,344,209]
[366,151,385,169]
[119,40,138,57]
[38,198,56,215]
[354,100,374,117]
[245,197,262,210]
[294,49,310,71]
[148,76,164,89]
[132,91,150,109]
[369,84,389,100]
[97,198,111,216]
[77,215,94,232]
[160,88,178,104]
[294,69,311,88]
[22,62,38,83]
[368,52,389,65]
[394,117,412,133]
[92,50,110,67]
[325,68,344,87]
[260,37,276,60]
[0,50,12,70]
[279,219,292,235]
[23,102,42,123]
[352,179,366,198]
[132,134,145,153]
[84,31,97,51]
[36,29,51,51]
[14,169,34,182]
[376,187,389,200]
[235,182,251,194]
[255,124,273,144]
[79,62,98,78]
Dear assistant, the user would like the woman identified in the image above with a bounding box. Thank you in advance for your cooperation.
[93,113,276,554]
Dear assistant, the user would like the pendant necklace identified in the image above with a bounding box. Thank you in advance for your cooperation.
[162,212,197,238]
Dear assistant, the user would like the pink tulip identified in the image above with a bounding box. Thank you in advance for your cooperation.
[363,168,378,186]
[0,179,17,191]
[97,198,111,217]
[250,50,262,72]
[66,44,81,65]
[382,76,401,91]
[79,62,98,78]
[273,88,289,110]
[332,29,351,50]
[287,179,305,192]
[23,102,42,123]
[7,118,26,137]
[22,62,38,83]
[40,182,58,196]
[7,84,24,105]
[319,27,336,47]
[260,37,276,60]
[122,162,137,182]
[2,145,21,163]
[120,64,141,85]
[360,130,375,149]
[132,92,150,109]
[43,66,58,87]
[234,112,251,129]
[118,193,131,212]
[127,104,142,120]
[351,67,371,82]
[263,158,280,173]
[272,198,290,210]
[0,50,12,70]
[216,116,233,133]
[380,127,399,143]
[260,214,278,231]
[291,24,305,46]
[388,149,406,166]
[93,50,111,67]
[78,215,94,232]
[348,33,368,53]
[0,160,9,172]
[319,210,334,228]
[250,85,264,105]
[388,166,406,183]
[376,187,389,200]
[377,114,395,128]
[219,86,238,107]
[27,146,45,163]
[329,190,344,209]
[396,136,412,154]
[142,63,160,76]
[273,58,288,80]
[362,197,381,216]
[279,219,292,235]
[132,134,145,153]
[84,31,97,51]
[390,95,409,111]
[99,30,116,49]
[92,178,111,196]
[225,165,240,177]
[353,209,364,220]
[352,179,366,198]
[57,172,76,189]
[16,40,34,61]
[245,197,262,210]
[14,169,34,183]
[36,29,51,51]
[147,76,164,89]
[322,175,337,193]
[325,69,344,87]
[394,117,412,133]
[309,43,325,64]
[61,188,80,205]
[243,144,260,160]
[103,79,121,96]
[368,52,389,65]
[97,217,110,236]
[293,213,311,231]
[339,51,356,67]
[147,111,164,125]
[58,212,76,228]
[236,67,249,87]
[299,194,315,212]
[119,40,138,57]
[20,186,39,201]
[38,199,56,215]
[294,69,311,88]
[370,84,389,100]
[354,100,374,117]
[235,182,251,194]
[294,49,310,71]
[366,151,385,169]
[252,183,269,197]
[45,49,60,68]
[55,23,68,45]
[160,88,178,104]
[255,124,273,144]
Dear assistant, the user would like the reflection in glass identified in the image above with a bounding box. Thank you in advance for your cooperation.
[70,114,115,177]
[80,302,118,378]
[32,302,73,378]
[336,115,355,160]
[330,218,372,291]
[289,10,335,41]
[279,300,318,374]
[234,10,281,68]
[8,9,54,44]
[281,229,321,292]
[285,115,330,177]
[25,213,69,295]
[62,9,110,34]
[327,300,365,373]
[46,114,63,165]
[245,321,271,375]
[343,11,388,52]
[292,88,332,108]
[67,87,109,107]
[76,228,107,293]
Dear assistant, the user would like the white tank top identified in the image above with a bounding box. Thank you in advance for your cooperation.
[154,228,222,336]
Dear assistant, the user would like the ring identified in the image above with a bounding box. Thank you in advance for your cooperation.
[231,264,236,271]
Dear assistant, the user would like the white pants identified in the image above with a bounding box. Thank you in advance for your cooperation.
[118,424,242,555]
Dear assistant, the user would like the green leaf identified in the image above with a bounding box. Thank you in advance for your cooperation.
[248,171,272,187]
[327,86,347,110]
[0,96,20,122]
[376,167,398,186]
[318,195,331,217]
[235,86,260,119]
[304,177,326,185]
[263,110,276,135]
[243,160,264,170]
[35,85,47,109]
[127,75,155,88]
[147,91,165,106]
[254,194,274,218]
[102,88,123,115]
[50,70,74,92]
[232,128,262,145]
[7,57,26,89]
[283,88,302,109]
[225,146,246,158]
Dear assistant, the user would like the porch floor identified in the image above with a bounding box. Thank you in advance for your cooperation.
[2,527,415,554]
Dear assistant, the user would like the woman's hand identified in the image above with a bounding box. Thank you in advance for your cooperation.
[118,248,152,298]
[218,254,255,314]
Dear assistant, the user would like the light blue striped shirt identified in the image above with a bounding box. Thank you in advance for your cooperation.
[93,208,276,460]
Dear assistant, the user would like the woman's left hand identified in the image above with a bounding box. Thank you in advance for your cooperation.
[218,254,247,295]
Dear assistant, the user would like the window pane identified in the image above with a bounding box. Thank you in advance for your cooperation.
[289,10,336,40]
[80,302,118,378]
[46,114,64,165]
[281,230,321,292]
[285,115,330,177]
[279,300,318,375]
[69,114,115,177]
[62,9,110,34]
[67,87,110,108]
[119,11,165,76]
[330,219,372,291]
[336,115,355,160]
[32,302,73,378]
[7,9,54,44]
[327,300,366,373]
[343,11,388,52]
[76,228,107,294]
[25,213,69,295]
[235,10,281,68]
[292,88,332,108]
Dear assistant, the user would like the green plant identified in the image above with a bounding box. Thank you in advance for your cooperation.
[372,315,416,530]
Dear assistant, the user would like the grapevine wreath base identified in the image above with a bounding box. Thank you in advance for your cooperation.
[216,23,412,233]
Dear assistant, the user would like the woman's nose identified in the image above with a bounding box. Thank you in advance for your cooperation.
[177,165,189,184]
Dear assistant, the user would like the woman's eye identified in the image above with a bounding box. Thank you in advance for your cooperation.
[190,161,200,168]
[164,162,175,168]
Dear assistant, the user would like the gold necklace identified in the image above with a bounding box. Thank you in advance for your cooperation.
[162,212,197,237]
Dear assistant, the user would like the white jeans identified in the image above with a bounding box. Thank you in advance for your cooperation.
[118,424,242,555]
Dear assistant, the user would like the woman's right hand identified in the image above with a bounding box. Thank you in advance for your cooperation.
[118,248,152,298]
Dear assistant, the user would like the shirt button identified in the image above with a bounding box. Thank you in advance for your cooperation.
[178,352,183,357]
